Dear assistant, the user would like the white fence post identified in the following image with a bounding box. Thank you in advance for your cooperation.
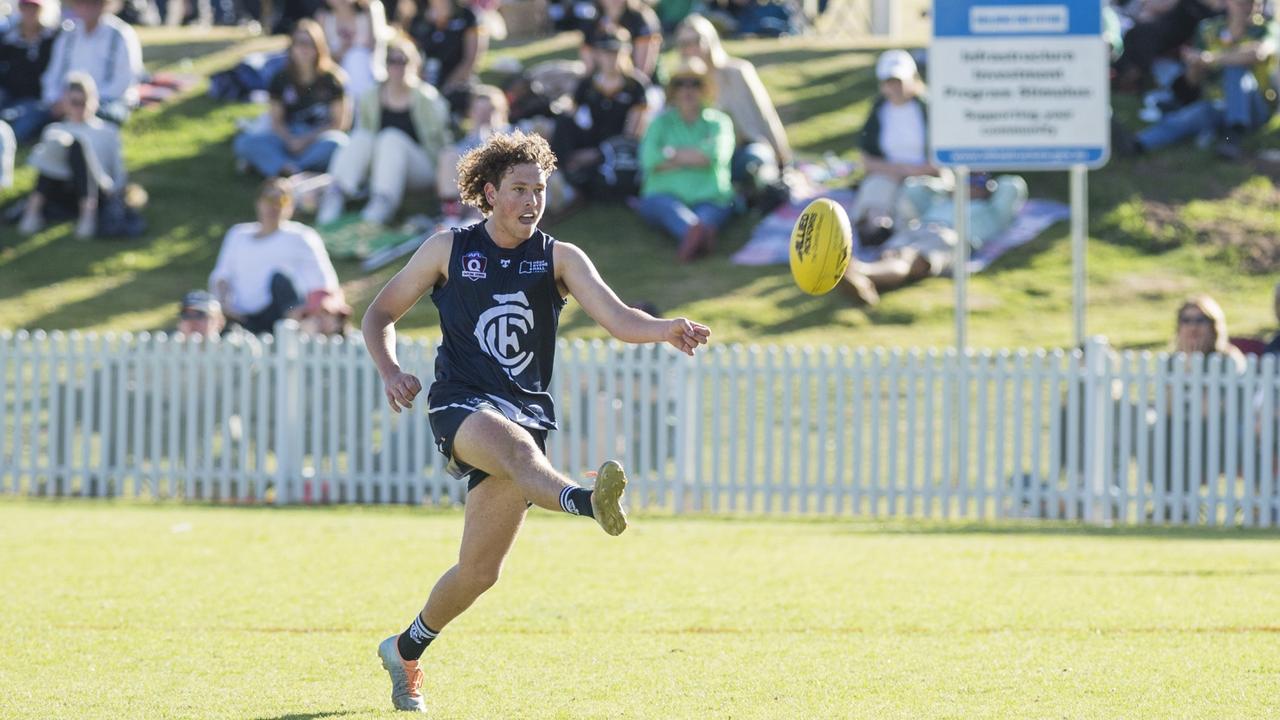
[1084,336,1111,524]
[273,321,303,505]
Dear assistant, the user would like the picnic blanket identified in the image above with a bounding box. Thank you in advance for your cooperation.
[137,72,201,107]
[731,187,1071,274]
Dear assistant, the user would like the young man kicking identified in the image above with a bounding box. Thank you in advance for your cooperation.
[361,130,711,712]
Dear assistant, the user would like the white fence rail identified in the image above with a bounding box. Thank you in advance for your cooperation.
[2,326,1278,527]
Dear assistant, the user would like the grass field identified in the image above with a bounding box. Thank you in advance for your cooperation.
[2,499,1278,719]
[6,29,1280,349]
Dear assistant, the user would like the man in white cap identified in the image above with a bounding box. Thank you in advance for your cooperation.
[847,49,947,256]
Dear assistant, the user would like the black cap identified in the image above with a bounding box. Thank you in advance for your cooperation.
[586,26,630,50]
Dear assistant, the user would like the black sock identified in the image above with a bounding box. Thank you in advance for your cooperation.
[397,615,439,661]
[558,486,594,518]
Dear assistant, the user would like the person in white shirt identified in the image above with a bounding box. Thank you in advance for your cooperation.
[209,178,342,335]
[849,49,948,247]
[40,0,144,126]
[19,73,126,238]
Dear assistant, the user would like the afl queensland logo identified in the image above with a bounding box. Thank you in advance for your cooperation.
[461,251,488,281]
[475,292,535,376]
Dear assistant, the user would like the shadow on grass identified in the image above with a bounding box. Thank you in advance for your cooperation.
[849,521,1280,541]
[143,38,263,72]
[251,712,364,720]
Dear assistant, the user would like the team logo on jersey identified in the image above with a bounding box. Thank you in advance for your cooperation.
[519,260,548,274]
[500,258,511,268]
[461,251,488,280]
[475,291,535,376]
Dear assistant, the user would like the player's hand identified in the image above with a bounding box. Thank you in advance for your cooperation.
[383,371,422,413]
[665,318,710,356]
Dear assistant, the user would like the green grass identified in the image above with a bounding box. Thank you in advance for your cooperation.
[1,499,1278,719]
[6,29,1280,349]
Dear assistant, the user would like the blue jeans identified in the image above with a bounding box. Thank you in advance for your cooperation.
[233,126,348,177]
[0,93,51,143]
[635,193,734,242]
[1137,65,1271,151]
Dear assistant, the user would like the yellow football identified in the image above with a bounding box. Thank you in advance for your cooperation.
[789,198,852,295]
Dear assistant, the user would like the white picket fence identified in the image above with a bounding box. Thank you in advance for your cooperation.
[2,325,1279,527]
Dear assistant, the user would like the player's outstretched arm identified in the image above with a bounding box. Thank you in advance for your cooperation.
[554,242,711,356]
[361,231,452,412]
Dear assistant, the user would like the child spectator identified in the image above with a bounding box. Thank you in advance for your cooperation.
[1119,0,1276,161]
[551,27,649,196]
[850,49,946,247]
[674,13,791,203]
[635,57,735,262]
[176,290,227,339]
[317,0,389,100]
[19,73,127,239]
[840,173,1027,306]
[318,36,452,226]
[232,19,352,178]
[408,0,485,120]
[41,0,144,126]
[210,179,342,335]
[0,0,59,143]
[290,287,354,335]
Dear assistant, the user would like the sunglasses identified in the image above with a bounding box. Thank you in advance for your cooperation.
[181,309,210,320]
[671,78,703,90]
[387,54,409,65]
[67,98,86,108]
[1178,315,1212,326]
[292,36,315,47]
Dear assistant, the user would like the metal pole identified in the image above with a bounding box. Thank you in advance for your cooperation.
[954,166,970,352]
[1071,164,1088,347]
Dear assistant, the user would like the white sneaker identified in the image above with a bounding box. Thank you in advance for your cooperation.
[316,187,345,226]
[75,213,97,240]
[18,206,44,236]
[377,635,427,713]
[361,195,395,226]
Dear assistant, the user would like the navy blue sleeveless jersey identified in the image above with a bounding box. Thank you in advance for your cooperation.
[428,222,567,430]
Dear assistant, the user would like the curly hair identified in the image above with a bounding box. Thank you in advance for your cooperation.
[456,130,558,215]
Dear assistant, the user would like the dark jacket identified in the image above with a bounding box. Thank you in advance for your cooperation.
[0,26,57,101]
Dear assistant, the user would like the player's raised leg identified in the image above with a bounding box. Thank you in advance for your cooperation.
[378,472,530,712]
[451,409,628,535]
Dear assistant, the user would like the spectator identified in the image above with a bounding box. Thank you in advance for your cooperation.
[1264,281,1280,355]
[318,36,452,226]
[635,56,734,262]
[232,19,352,178]
[19,73,127,238]
[41,0,144,126]
[581,0,662,81]
[1173,294,1247,368]
[0,120,13,191]
[840,172,1028,306]
[210,178,342,335]
[1119,0,1276,161]
[317,0,389,100]
[408,0,485,120]
[0,0,59,143]
[675,13,791,203]
[551,27,649,196]
[850,49,946,247]
[289,287,354,335]
[176,290,227,338]
[435,83,508,225]
[1112,0,1224,92]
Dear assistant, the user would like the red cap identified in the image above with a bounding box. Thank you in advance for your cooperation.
[19,0,45,7]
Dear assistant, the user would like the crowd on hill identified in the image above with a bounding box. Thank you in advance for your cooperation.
[1,0,1280,349]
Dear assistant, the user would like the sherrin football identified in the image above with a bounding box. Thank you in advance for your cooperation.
[788,198,852,295]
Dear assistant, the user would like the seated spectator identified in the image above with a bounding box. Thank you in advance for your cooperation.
[317,0,388,100]
[0,119,13,191]
[318,36,452,225]
[408,0,485,121]
[19,73,127,238]
[635,57,734,262]
[41,0,144,126]
[850,49,947,247]
[1173,294,1246,369]
[579,0,662,81]
[232,19,351,178]
[1120,0,1276,161]
[0,0,59,143]
[176,290,227,339]
[1112,0,1223,92]
[551,27,649,196]
[675,13,791,204]
[289,287,354,335]
[210,178,342,335]
[840,173,1028,305]
[436,83,508,225]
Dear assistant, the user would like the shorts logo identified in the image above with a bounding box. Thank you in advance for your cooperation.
[519,260,548,274]
[475,291,535,376]
[461,251,488,281]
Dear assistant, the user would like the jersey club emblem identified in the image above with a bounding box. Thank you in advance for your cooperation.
[475,292,535,376]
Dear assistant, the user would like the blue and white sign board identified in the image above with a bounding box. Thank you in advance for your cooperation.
[930,0,1110,169]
